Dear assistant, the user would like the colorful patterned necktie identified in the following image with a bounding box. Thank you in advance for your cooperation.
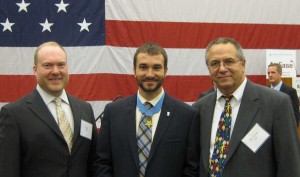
[54,98,73,153]
[137,102,153,177]
[209,95,233,177]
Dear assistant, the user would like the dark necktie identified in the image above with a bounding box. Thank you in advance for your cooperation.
[137,102,153,177]
[209,95,233,177]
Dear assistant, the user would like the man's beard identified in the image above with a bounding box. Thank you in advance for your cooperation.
[137,78,164,93]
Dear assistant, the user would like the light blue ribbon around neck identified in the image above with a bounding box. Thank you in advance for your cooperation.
[137,93,165,117]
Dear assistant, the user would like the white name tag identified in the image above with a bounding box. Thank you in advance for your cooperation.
[242,123,270,153]
[80,120,93,140]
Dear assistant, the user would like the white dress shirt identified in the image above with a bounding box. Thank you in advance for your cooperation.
[271,81,283,91]
[36,85,74,132]
[136,89,164,140]
[209,78,247,157]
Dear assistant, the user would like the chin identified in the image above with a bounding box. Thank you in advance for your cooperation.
[218,83,233,89]
[143,88,156,92]
[50,86,63,92]
[143,84,156,90]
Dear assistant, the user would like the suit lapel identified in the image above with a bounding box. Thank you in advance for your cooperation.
[68,95,81,146]
[27,90,65,141]
[279,83,287,93]
[202,93,217,172]
[125,95,140,169]
[225,81,260,164]
[148,94,173,162]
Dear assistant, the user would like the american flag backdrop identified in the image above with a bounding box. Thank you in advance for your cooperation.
[1,0,300,126]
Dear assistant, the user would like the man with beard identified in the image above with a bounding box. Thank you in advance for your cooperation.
[96,42,200,177]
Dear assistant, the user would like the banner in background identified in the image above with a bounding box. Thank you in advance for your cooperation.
[292,77,300,97]
[266,49,297,78]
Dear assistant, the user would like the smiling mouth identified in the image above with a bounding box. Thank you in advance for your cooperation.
[143,78,157,82]
[144,81,156,86]
[50,78,62,82]
[218,76,230,79]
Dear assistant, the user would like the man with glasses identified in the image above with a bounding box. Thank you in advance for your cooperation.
[193,37,300,177]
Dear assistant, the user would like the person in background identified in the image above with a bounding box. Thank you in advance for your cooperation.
[0,41,100,177]
[299,96,300,109]
[193,37,300,177]
[96,42,199,177]
[267,62,299,127]
[198,81,217,99]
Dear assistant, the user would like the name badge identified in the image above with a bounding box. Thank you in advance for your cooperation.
[80,119,93,140]
[242,123,270,153]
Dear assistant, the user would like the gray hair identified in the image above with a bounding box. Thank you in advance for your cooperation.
[205,37,245,65]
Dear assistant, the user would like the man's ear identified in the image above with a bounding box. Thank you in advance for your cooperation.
[133,67,136,78]
[33,65,37,74]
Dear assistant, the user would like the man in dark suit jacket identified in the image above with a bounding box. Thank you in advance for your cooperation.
[0,42,100,177]
[198,81,216,99]
[193,37,300,176]
[198,88,215,99]
[97,42,199,177]
[268,63,300,127]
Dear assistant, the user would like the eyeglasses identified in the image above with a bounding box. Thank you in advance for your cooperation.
[208,58,241,69]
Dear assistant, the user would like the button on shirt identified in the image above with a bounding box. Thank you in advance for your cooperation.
[209,78,247,157]
[36,85,74,132]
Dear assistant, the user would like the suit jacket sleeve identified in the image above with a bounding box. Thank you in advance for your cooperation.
[95,103,114,177]
[274,94,300,176]
[288,88,300,126]
[85,103,101,177]
[0,106,21,177]
[183,110,200,177]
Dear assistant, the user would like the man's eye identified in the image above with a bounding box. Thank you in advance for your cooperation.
[58,63,66,68]
[43,64,51,68]
[154,66,162,70]
[210,62,219,67]
[139,66,147,70]
[225,60,233,65]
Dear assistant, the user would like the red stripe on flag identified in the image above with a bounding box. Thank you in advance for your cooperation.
[0,74,266,102]
[106,20,300,49]
[0,75,37,102]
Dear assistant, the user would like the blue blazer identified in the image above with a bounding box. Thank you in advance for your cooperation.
[97,93,200,177]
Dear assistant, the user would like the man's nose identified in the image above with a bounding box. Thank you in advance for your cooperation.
[51,65,60,73]
[146,69,155,76]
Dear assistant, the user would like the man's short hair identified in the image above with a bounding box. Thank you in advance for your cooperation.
[268,63,282,73]
[133,42,168,68]
[34,41,66,65]
[205,37,245,65]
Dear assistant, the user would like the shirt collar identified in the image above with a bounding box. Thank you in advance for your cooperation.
[137,88,165,106]
[36,85,69,105]
[272,81,282,91]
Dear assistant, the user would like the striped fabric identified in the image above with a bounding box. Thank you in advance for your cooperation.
[1,0,299,127]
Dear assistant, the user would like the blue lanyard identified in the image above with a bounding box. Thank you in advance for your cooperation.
[137,93,165,117]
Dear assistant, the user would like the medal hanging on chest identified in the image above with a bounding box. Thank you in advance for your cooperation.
[137,93,165,128]
[145,116,153,128]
